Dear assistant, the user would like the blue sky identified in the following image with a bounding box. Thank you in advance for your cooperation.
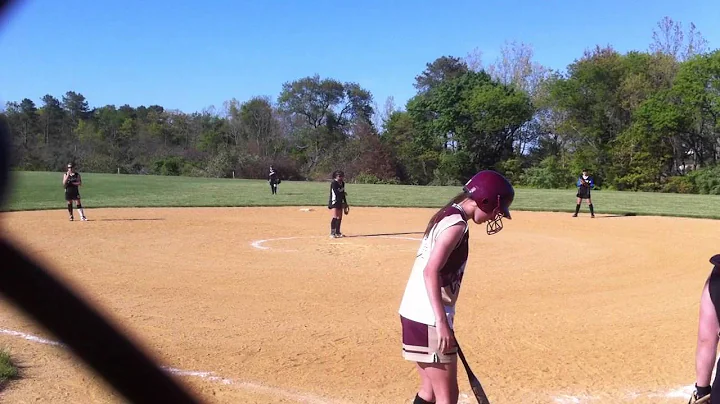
[0,0,718,114]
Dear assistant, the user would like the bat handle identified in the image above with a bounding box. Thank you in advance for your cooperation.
[456,341,491,404]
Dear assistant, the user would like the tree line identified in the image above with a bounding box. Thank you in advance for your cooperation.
[2,17,719,193]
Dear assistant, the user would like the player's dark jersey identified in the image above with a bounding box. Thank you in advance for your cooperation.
[576,175,594,199]
[269,169,278,184]
[65,173,81,190]
[328,179,346,208]
[64,172,81,200]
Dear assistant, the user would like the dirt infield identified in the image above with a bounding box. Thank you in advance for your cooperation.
[0,207,718,403]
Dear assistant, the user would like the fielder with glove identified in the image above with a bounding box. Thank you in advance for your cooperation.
[689,254,720,404]
[327,170,348,238]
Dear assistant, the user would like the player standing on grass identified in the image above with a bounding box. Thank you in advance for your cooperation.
[688,255,720,404]
[269,165,280,195]
[327,170,348,238]
[398,170,514,404]
[573,168,595,218]
[63,162,87,221]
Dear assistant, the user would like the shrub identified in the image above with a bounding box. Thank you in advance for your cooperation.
[496,157,524,184]
[660,175,696,193]
[353,172,401,184]
[153,156,185,176]
[689,165,720,195]
[520,156,574,189]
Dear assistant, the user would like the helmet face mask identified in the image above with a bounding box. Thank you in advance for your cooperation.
[484,195,507,235]
[486,211,504,235]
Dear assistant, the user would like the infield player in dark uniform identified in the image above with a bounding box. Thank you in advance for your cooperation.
[327,170,348,238]
[63,163,87,221]
[573,168,595,218]
[269,166,280,195]
[689,254,720,404]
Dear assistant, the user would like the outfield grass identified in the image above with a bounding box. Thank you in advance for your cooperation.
[0,349,18,386]
[3,171,720,219]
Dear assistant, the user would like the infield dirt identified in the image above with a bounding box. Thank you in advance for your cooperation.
[0,207,718,403]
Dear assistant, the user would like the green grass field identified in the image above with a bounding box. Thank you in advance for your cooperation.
[4,171,720,219]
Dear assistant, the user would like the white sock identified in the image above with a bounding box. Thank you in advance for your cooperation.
[78,207,85,217]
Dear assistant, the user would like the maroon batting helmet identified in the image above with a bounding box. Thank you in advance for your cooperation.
[463,170,515,234]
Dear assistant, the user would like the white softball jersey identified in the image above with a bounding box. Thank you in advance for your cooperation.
[398,204,469,328]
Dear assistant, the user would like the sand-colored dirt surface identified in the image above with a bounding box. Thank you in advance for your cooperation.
[0,207,718,403]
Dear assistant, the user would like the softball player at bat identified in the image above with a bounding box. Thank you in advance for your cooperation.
[688,255,720,404]
[327,170,348,238]
[398,170,514,404]
[63,162,87,221]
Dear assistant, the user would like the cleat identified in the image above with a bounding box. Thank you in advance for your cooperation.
[69,216,74,221]
[81,216,88,221]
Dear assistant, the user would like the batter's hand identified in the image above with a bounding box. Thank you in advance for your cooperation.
[435,322,455,354]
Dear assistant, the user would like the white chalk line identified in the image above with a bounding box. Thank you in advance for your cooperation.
[0,328,340,404]
[1,327,698,402]
[250,235,422,251]
[0,329,66,347]
[251,236,305,251]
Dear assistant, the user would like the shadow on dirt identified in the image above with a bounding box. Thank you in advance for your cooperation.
[92,218,166,222]
[344,231,423,238]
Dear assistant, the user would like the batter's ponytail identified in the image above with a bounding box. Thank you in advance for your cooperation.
[423,192,470,237]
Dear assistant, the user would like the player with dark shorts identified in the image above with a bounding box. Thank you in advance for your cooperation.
[269,166,280,195]
[573,168,595,218]
[689,255,720,404]
[398,170,514,404]
[327,170,348,238]
[63,163,87,221]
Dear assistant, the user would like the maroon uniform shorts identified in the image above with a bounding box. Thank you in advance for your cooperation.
[400,315,457,364]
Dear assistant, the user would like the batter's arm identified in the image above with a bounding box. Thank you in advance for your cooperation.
[695,280,719,387]
[422,223,465,351]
